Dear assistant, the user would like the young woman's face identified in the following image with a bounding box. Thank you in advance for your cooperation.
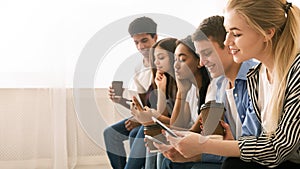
[153,47,171,73]
[224,10,265,63]
[174,44,199,80]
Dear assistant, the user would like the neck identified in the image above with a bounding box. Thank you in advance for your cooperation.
[193,72,203,90]
[258,54,274,83]
[225,62,241,88]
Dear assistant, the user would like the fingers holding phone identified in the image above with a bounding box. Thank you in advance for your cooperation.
[132,96,144,111]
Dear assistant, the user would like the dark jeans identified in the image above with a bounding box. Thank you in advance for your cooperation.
[103,118,140,169]
[222,157,300,169]
[124,125,146,169]
[161,157,221,169]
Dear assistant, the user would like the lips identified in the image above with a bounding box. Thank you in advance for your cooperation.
[205,64,215,72]
[229,48,240,55]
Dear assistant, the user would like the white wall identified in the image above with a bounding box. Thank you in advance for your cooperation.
[1,0,299,88]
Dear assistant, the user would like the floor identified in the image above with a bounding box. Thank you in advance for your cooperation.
[75,164,111,169]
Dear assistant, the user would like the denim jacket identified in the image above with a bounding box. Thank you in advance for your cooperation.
[202,60,261,163]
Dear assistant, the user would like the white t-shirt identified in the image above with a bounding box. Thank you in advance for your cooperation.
[226,86,242,138]
[186,84,199,127]
[258,64,275,133]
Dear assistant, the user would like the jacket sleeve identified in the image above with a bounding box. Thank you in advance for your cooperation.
[238,56,300,168]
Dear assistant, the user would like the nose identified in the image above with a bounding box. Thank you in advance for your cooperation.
[154,59,159,66]
[137,42,146,51]
[224,33,233,46]
[199,55,208,66]
[174,60,180,70]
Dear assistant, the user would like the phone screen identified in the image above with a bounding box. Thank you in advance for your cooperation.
[151,117,178,138]
[145,135,164,144]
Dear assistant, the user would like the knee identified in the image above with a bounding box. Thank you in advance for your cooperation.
[103,126,113,140]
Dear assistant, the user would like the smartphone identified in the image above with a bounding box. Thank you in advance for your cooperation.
[151,117,178,138]
[132,96,144,111]
[145,135,164,144]
[111,81,123,98]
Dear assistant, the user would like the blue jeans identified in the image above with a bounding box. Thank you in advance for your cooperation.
[103,118,140,169]
[145,151,158,169]
[124,125,146,169]
[162,158,221,169]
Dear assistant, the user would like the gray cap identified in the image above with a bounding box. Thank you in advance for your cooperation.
[128,16,157,36]
[180,35,197,57]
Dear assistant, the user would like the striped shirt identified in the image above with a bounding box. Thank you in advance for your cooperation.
[238,54,300,168]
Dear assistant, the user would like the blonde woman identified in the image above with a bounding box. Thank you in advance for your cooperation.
[156,0,300,168]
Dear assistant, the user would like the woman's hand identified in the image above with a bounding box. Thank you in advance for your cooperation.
[130,105,156,125]
[166,130,209,158]
[176,78,192,94]
[155,72,167,91]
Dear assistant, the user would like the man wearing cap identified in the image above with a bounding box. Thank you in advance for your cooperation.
[104,16,157,169]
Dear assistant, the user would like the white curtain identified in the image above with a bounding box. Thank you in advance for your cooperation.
[0,88,107,169]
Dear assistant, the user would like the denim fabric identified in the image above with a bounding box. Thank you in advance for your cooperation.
[145,151,158,169]
[124,125,146,169]
[161,158,195,169]
[103,118,140,169]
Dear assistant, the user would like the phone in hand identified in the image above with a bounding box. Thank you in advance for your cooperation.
[132,96,144,111]
[151,117,178,138]
[111,81,123,98]
[145,135,164,144]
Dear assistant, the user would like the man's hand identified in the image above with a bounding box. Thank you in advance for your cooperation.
[108,86,123,103]
[220,120,234,140]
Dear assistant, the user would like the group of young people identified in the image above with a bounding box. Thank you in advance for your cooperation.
[104,0,300,169]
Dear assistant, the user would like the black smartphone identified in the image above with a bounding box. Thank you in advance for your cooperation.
[112,81,123,98]
[151,117,178,138]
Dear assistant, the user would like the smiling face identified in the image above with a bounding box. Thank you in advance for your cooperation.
[194,39,235,78]
[153,47,172,74]
[174,43,199,80]
[223,10,265,63]
[132,33,157,57]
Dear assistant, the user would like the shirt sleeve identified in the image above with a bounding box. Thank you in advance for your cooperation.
[238,57,300,168]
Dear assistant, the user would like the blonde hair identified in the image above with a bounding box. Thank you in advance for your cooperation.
[225,0,300,131]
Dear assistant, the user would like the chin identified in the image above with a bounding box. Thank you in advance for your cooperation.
[233,55,244,63]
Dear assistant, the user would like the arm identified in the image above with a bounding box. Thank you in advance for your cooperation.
[170,91,191,128]
[169,77,192,128]
[155,72,172,124]
[238,61,300,167]
[169,132,240,158]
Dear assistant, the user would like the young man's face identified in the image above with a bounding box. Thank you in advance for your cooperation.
[132,33,157,57]
[194,39,232,78]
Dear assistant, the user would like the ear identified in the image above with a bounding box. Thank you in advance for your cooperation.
[153,34,158,41]
[264,28,275,42]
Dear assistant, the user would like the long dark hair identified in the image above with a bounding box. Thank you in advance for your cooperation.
[149,38,178,102]
[176,36,210,107]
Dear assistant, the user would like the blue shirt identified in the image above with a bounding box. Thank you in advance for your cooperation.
[202,60,261,163]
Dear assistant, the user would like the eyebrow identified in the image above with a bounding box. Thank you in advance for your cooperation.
[229,27,242,31]
[155,53,165,57]
[200,48,212,53]
[175,53,187,57]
